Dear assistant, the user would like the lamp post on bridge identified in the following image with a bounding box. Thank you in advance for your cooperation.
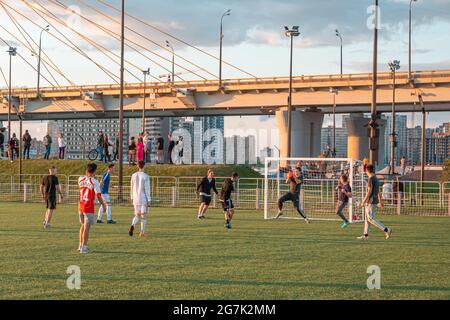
[369,0,380,166]
[388,60,400,175]
[408,0,417,82]
[330,88,339,158]
[37,25,50,97]
[335,29,343,75]
[142,68,150,133]
[219,9,231,89]
[7,47,17,144]
[284,26,300,158]
[165,41,175,83]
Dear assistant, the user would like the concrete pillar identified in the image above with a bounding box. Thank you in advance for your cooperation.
[346,113,386,164]
[276,108,324,158]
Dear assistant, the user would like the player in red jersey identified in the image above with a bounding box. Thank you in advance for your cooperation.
[78,163,106,254]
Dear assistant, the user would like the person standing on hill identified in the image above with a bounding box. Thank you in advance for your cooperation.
[58,133,67,160]
[43,133,52,160]
[168,134,175,164]
[22,130,32,160]
[156,134,164,164]
[9,133,19,161]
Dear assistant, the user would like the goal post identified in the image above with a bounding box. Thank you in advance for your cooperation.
[264,157,365,222]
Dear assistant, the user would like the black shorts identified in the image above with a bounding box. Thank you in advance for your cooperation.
[200,195,212,206]
[46,197,57,210]
[278,192,300,208]
[221,199,234,212]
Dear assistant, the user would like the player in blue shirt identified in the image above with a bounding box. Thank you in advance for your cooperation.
[97,164,117,224]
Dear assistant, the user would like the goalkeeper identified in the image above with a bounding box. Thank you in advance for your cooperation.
[276,167,310,224]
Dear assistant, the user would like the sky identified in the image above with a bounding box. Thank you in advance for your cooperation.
[0,0,449,142]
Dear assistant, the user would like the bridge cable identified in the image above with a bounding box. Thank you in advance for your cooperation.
[74,0,216,80]
[95,0,258,79]
[23,0,134,83]
[0,3,64,86]
[3,0,121,85]
[49,0,191,82]
[0,36,56,87]
[26,0,158,83]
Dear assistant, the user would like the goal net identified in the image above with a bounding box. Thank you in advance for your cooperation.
[264,157,365,222]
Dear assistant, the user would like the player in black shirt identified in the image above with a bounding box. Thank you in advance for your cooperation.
[220,172,239,229]
[40,166,64,229]
[276,168,310,223]
[196,170,219,219]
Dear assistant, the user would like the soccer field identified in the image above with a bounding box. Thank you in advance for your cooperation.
[0,202,449,300]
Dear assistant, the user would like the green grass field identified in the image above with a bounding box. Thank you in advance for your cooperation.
[0,202,449,300]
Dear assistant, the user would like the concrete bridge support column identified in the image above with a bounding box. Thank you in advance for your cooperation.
[276,108,324,158]
[346,113,386,164]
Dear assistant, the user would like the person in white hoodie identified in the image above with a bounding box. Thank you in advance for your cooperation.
[129,160,151,238]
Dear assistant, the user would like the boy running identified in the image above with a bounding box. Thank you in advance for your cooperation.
[358,164,392,240]
[196,169,218,219]
[97,164,117,224]
[336,175,351,229]
[220,172,239,229]
[40,166,64,229]
[129,161,151,237]
[276,167,310,223]
[78,163,106,254]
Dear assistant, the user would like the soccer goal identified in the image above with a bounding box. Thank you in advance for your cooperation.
[264,157,366,222]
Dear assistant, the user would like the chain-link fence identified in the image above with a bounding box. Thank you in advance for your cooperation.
[0,174,449,216]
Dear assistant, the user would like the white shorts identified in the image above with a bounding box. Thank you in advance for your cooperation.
[101,194,111,204]
[134,205,149,215]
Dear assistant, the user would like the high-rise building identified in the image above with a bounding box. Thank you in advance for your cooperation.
[224,135,256,165]
[321,126,348,158]
[383,115,408,167]
[407,126,421,165]
[49,119,130,160]
[193,116,225,164]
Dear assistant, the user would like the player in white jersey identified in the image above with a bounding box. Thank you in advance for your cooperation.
[129,160,151,238]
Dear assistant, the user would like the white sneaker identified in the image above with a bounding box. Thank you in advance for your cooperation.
[304,218,311,224]
[80,246,91,254]
[357,235,369,240]
[385,228,393,240]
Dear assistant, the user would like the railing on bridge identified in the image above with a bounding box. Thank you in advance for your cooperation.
[2,69,450,97]
[0,174,449,217]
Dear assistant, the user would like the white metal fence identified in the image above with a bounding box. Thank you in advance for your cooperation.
[0,174,449,217]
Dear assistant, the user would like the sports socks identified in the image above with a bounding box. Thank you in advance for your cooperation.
[141,218,147,234]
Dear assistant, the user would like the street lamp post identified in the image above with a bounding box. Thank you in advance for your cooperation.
[7,47,17,143]
[37,25,50,97]
[409,0,417,81]
[388,60,401,175]
[219,9,231,89]
[165,41,175,83]
[369,0,379,166]
[335,29,343,75]
[330,88,339,158]
[142,68,150,133]
[284,26,300,158]
[118,0,125,202]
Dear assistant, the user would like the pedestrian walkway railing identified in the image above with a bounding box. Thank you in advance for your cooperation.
[0,174,448,216]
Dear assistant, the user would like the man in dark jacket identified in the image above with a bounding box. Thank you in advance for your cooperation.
[196,169,218,220]
[22,130,32,159]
